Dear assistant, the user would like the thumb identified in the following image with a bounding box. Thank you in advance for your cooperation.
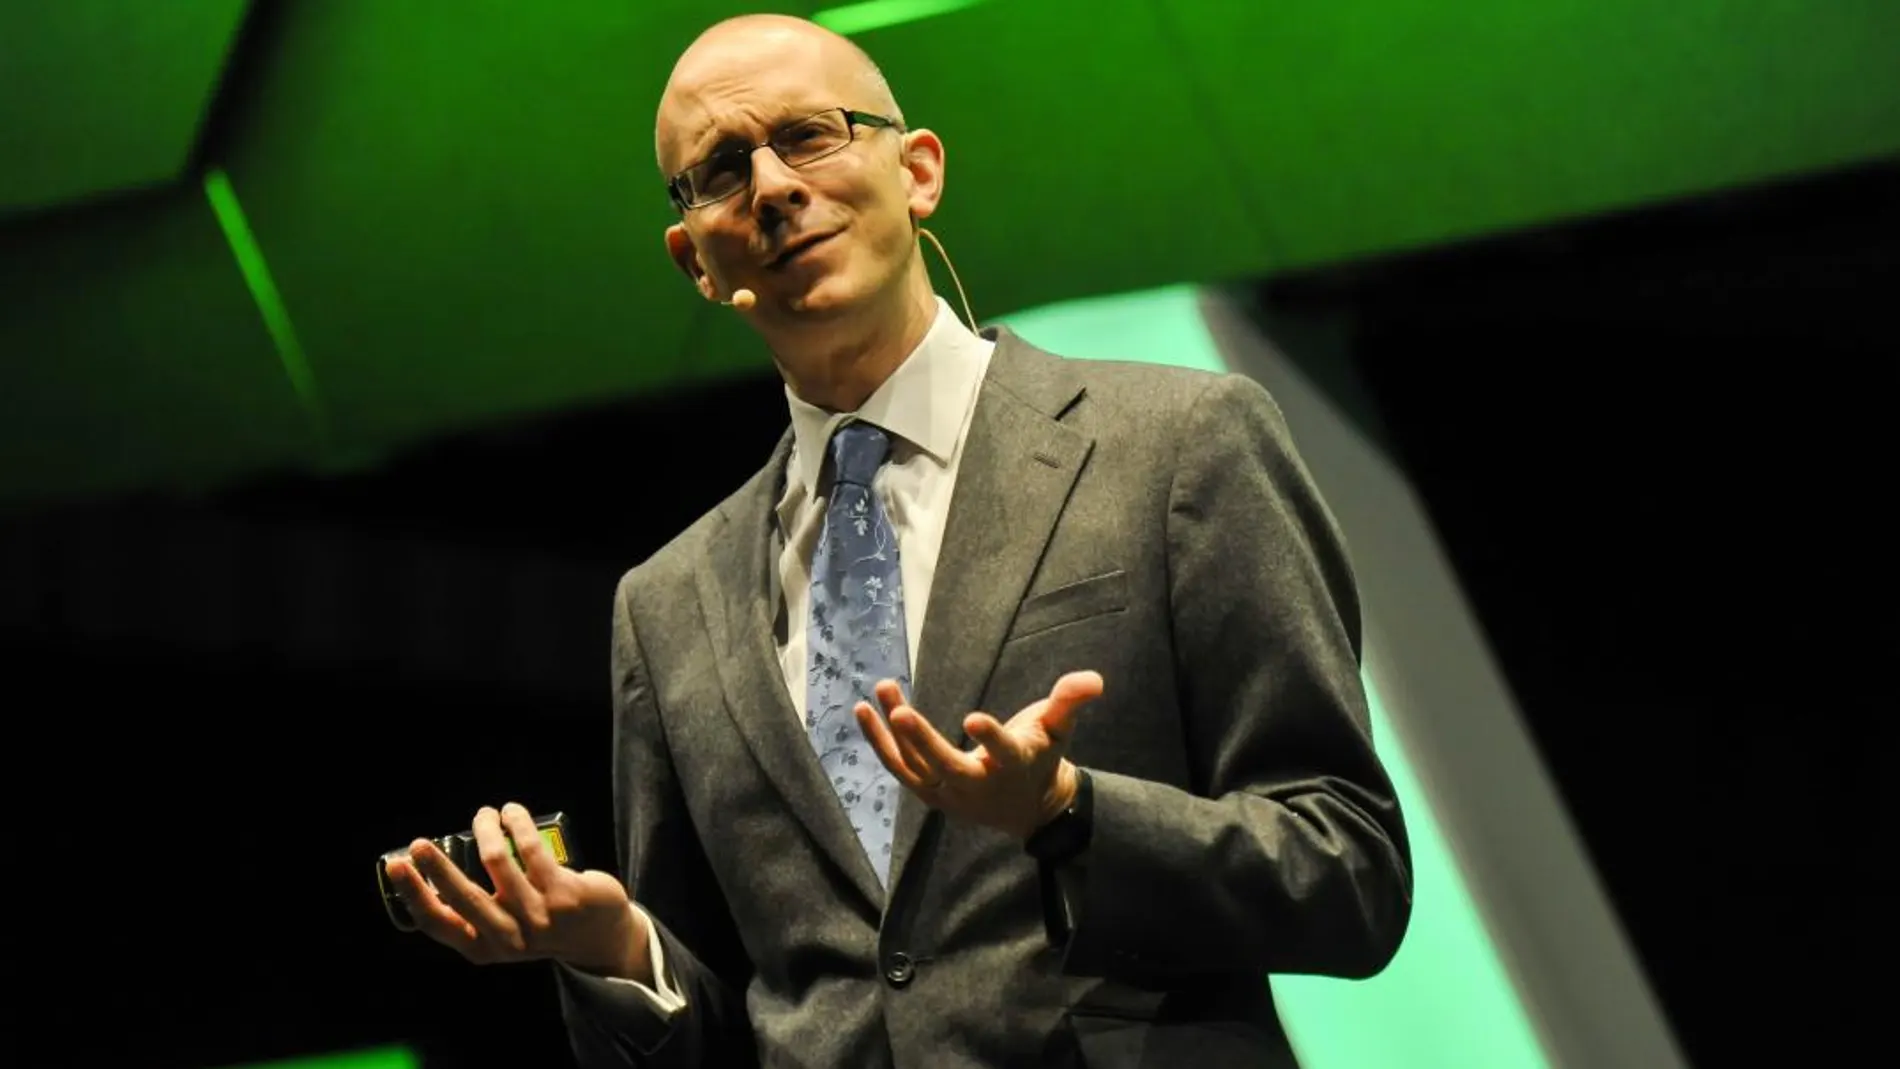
[1040,670,1104,736]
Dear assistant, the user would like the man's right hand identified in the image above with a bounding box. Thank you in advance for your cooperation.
[385,801,652,984]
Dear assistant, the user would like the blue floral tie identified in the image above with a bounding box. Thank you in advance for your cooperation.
[807,421,909,888]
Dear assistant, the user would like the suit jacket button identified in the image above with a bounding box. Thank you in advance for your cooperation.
[885,951,915,987]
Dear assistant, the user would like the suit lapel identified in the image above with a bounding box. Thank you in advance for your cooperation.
[694,430,886,909]
[889,333,1092,887]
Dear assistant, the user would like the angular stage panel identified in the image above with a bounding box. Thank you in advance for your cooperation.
[0,0,254,217]
[0,190,320,506]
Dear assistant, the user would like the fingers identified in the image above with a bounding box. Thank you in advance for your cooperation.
[856,699,931,789]
[857,690,981,789]
[861,674,1095,794]
[498,803,561,891]
[862,680,942,787]
[965,712,1031,767]
[472,807,540,913]
[892,706,982,779]
[1039,670,1104,738]
[863,679,964,786]
[386,855,479,946]
[409,837,524,953]
[890,713,940,781]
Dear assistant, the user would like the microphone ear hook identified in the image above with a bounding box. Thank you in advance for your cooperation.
[917,227,977,332]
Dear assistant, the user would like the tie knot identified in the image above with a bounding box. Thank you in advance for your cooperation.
[827,421,891,488]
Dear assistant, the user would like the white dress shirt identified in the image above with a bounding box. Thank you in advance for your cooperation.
[775,296,996,721]
[607,297,994,1013]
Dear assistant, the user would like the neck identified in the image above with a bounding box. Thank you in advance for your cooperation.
[771,258,938,413]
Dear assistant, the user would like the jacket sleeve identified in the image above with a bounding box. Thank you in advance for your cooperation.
[1057,371,1414,982]
[558,573,758,1067]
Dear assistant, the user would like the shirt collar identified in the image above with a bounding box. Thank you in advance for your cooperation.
[783,296,994,502]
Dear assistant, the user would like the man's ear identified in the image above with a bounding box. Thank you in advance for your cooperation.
[900,128,946,223]
[665,222,716,300]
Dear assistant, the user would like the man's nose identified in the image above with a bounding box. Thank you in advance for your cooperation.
[748,146,809,213]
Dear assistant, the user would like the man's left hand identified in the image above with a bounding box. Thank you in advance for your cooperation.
[856,670,1104,840]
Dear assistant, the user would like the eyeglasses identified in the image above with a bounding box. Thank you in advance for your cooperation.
[667,108,902,211]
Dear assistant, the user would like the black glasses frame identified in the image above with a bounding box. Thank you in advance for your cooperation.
[666,108,902,212]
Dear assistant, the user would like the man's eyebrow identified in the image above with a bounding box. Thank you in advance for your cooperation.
[684,106,826,163]
[679,125,744,168]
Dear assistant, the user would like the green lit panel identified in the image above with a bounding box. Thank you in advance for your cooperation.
[996,285,1548,1069]
[210,0,1898,450]
[860,0,1899,289]
[0,0,252,215]
[0,192,317,504]
[214,1046,418,1069]
[1161,0,1900,270]
[210,0,768,456]
[203,168,332,456]
[813,0,994,36]
[854,0,1279,323]
[5,0,1897,504]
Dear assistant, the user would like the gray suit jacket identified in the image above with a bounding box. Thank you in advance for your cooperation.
[558,329,1412,1068]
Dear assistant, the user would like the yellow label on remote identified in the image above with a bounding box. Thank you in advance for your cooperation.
[541,826,569,864]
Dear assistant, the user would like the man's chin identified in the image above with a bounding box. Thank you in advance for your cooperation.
[780,278,864,320]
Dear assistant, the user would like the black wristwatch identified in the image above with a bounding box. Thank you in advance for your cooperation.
[1024,768,1093,865]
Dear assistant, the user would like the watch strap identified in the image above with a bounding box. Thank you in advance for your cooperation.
[1025,767,1093,864]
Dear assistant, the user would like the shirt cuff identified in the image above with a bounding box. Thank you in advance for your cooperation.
[595,902,686,1015]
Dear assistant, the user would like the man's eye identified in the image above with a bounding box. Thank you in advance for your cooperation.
[782,124,821,144]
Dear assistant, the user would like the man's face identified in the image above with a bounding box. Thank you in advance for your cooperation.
[658,31,930,321]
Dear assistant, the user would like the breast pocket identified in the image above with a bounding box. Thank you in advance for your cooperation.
[1006,570,1128,643]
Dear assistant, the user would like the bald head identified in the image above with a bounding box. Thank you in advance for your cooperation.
[650,12,945,367]
[655,15,902,177]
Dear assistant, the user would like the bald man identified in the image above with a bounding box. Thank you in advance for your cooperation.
[386,14,1412,1068]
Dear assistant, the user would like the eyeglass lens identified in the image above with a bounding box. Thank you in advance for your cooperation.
[682,111,855,207]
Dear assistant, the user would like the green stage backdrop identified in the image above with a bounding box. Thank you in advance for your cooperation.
[2,0,1897,503]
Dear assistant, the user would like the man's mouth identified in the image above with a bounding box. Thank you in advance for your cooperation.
[769,232,836,269]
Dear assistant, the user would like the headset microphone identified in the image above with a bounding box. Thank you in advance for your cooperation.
[717,230,968,325]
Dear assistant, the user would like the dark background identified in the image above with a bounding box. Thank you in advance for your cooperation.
[4,158,1893,1068]
[1265,158,1893,1065]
